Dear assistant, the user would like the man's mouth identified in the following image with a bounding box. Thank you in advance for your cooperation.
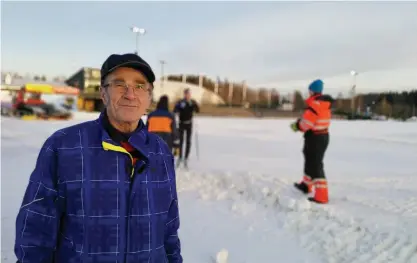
[119,105,137,108]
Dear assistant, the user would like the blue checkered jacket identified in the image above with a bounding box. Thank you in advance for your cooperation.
[14,113,182,263]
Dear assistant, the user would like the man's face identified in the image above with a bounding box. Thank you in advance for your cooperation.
[184,91,191,100]
[100,67,151,124]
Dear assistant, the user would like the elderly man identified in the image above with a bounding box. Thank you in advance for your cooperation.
[14,53,182,262]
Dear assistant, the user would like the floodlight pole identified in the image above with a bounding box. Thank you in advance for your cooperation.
[160,60,166,94]
[350,70,358,115]
[130,26,146,55]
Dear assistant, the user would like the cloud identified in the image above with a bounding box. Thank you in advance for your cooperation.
[164,2,417,87]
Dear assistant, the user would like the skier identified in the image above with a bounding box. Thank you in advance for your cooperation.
[291,79,334,204]
[173,88,200,168]
[146,95,179,152]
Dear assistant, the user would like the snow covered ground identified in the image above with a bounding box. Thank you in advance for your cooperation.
[1,113,417,263]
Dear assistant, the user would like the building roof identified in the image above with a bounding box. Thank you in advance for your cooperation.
[65,67,101,82]
[1,73,69,88]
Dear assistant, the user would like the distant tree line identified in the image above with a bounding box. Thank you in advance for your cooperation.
[334,90,417,119]
[167,74,416,118]
[361,90,417,107]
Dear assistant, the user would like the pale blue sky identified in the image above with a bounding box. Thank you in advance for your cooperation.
[2,1,417,90]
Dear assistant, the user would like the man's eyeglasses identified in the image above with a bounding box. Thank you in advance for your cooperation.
[103,80,151,94]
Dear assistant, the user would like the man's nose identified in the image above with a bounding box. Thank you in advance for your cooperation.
[123,86,136,100]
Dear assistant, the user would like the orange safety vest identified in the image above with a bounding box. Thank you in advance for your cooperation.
[298,94,333,133]
[147,116,173,133]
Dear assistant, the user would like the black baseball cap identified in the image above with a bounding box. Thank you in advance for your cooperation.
[100,53,156,85]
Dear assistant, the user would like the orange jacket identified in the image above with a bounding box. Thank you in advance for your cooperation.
[297,94,334,133]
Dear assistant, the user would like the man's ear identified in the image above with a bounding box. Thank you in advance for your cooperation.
[144,83,151,100]
[100,86,108,106]
[149,85,153,101]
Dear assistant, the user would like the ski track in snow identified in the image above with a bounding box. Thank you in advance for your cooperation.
[175,169,417,263]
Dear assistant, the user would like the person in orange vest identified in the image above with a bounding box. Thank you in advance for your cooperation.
[146,95,179,153]
[291,79,334,204]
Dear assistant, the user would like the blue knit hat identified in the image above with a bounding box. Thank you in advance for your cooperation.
[308,79,324,93]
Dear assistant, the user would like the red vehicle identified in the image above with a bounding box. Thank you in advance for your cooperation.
[4,83,79,120]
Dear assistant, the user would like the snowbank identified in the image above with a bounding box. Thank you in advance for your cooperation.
[406,116,417,122]
[176,169,417,263]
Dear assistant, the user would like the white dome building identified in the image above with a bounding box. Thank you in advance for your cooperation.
[152,80,226,105]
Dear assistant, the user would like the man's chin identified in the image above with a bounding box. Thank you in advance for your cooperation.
[116,112,141,123]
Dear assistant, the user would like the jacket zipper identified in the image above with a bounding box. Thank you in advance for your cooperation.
[102,142,134,263]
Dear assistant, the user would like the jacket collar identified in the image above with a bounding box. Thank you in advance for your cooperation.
[305,94,321,105]
[98,111,150,159]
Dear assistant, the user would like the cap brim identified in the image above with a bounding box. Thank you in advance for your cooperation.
[106,61,155,83]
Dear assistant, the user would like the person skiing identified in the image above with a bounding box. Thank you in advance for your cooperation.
[173,88,199,168]
[291,79,334,204]
[14,53,182,262]
[146,95,179,152]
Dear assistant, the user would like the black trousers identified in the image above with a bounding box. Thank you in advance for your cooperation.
[303,133,329,180]
[179,122,192,159]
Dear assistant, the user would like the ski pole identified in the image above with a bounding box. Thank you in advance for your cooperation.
[195,120,200,161]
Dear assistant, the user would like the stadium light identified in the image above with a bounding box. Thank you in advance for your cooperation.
[130,26,146,55]
[350,70,359,114]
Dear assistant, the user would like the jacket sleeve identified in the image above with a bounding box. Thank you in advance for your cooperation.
[164,156,182,263]
[14,136,65,263]
[171,114,179,143]
[297,106,318,132]
[193,100,200,113]
[173,100,180,113]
